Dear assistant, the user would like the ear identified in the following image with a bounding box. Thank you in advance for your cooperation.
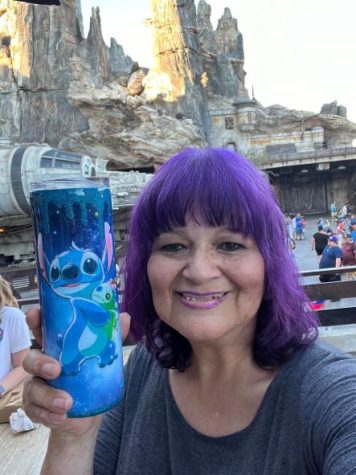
[102,222,114,271]
[37,233,48,281]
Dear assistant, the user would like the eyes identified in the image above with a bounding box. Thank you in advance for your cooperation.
[218,242,243,252]
[83,257,98,274]
[158,241,244,254]
[50,265,60,281]
[159,243,186,253]
[48,254,100,282]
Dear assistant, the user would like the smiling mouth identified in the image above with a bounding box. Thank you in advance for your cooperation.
[177,292,228,302]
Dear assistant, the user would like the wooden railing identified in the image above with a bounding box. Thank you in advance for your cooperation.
[2,264,356,329]
[301,265,356,326]
[0,264,38,293]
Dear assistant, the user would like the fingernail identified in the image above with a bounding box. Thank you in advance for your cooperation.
[52,398,69,410]
[50,412,67,422]
[42,363,58,378]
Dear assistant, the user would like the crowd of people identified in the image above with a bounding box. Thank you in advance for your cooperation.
[311,209,356,282]
[285,212,307,242]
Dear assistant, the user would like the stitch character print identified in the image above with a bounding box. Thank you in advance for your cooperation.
[37,222,119,376]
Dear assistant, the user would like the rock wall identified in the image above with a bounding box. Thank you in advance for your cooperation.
[0,0,355,170]
[148,0,249,140]
[0,0,205,168]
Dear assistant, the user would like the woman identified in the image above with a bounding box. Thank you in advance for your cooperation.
[23,148,356,473]
[341,233,356,280]
[0,276,31,423]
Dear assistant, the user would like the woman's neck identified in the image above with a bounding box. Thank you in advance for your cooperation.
[169,342,280,437]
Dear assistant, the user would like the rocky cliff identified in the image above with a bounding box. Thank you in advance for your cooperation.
[0,0,205,168]
[0,0,355,169]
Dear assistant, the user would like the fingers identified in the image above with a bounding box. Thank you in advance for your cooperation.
[23,376,73,427]
[23,349,62,379]
[23,350,72,426]
[26,307,42,346]
[120,312,131,342]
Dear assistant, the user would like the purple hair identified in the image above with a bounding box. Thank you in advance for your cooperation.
[122,148,318,369]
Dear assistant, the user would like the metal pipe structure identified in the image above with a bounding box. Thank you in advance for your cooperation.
[0,144,96,217]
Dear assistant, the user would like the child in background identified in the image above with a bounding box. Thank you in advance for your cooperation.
[0,276,31,423]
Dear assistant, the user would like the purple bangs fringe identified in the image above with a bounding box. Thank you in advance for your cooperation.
[121,148,318,369]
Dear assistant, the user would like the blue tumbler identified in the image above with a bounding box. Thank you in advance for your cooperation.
[30,178,124,417]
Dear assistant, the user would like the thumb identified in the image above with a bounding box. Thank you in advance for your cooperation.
[120,312,131,342]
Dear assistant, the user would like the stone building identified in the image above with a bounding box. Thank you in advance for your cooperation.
[148,0,356,213]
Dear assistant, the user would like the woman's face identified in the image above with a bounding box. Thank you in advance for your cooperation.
[147,219,265,347]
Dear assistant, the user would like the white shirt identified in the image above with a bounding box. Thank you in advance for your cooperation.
[0,306,31,380]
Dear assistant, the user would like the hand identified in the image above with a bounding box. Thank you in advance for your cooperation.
[23,308,131,436]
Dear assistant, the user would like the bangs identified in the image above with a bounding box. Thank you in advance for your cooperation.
[141,148,269,241]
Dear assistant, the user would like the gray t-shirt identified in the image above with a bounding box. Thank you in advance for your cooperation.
[94,340,356,474]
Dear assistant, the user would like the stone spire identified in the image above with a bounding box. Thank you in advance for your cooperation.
[149,0,210,140]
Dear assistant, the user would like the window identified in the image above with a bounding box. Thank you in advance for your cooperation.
[41,149,82,169]
[54,159,81,169]
[226,142,237,151]
[225,117,234,130]
[40,157,53,168]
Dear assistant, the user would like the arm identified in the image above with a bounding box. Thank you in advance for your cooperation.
[23,309,131,475]
[41,421,102,475]
[313,359,356,474]
[0,348,29,395]
[311,237,315,251]
[335,257,342,268]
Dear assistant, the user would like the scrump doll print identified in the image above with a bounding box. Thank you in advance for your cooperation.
[30,178,124,417]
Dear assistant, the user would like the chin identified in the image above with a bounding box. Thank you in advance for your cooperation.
[172,319,230,345]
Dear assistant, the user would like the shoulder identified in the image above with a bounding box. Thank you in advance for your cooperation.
[124,343,162,388]
[334,247,343,256]
[290,340,356,403]
[1,306,27,324]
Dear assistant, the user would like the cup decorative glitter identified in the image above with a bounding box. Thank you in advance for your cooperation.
[30,178,124,417]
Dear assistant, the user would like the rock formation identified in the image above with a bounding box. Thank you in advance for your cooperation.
[0,0,355,170]
[0,0,205,169]
[320,100,347,118]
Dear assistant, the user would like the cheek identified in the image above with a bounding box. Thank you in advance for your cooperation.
[228,256,265,290]
[147,256,172,294]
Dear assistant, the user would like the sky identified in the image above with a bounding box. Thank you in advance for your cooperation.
[81,0,356,123]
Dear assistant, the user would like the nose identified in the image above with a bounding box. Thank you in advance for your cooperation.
[181,248,221,283]
[61,263,80,280]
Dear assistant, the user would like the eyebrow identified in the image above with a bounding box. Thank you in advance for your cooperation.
[157,228,248,240]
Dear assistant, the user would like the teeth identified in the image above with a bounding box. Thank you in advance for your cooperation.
[181,293,225,302]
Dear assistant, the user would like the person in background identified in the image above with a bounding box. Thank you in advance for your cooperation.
[319,235,343,282]
[295,212,304,240]
[336,219,346,241]
[284,214,294,242]
[0,276,31,423]
[22,148,356,473]
[291,212,297,240]
[338,202,348,220]
[350,217,356,244]
[330,201,337,222]
[311,224,329,263]
[341,234,356,280]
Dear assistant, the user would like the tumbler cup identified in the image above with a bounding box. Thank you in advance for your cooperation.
[30,178,124,417]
